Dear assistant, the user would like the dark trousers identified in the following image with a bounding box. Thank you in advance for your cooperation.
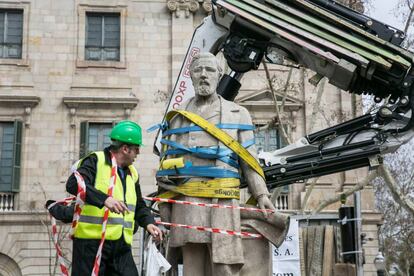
[72,237,138,276]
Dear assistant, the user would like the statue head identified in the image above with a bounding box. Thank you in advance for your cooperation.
[189,52,222,98]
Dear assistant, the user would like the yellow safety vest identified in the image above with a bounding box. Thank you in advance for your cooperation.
[74,151,138,245]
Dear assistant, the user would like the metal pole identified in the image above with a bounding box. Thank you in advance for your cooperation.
[354,191,363,275]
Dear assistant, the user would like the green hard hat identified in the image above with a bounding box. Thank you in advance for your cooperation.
[110,121,143,146]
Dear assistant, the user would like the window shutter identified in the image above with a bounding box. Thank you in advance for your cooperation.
[103,14,120,61]
[0,123,14,192]
[79,121,89,158]
[5,11,23,59]
[11,120,22,192]
[88,123,113,152]
[86,14,102,47]
[278,126,288,148]
[102,125,112,148]
[7,12,23,44]
[0,12,4,44]
[254,125,266,153]
[103,15,120,48]
[85,14,102,60]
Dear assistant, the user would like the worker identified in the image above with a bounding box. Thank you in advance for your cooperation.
[65,121,162,276]
[157,52,275,276]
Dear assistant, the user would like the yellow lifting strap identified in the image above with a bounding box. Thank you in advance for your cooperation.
[164,110,266,180]
[158,178,241,199]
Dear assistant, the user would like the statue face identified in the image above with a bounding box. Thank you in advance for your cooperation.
[190,56,220,98]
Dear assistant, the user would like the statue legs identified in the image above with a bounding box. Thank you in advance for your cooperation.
[182,243,242,276]
[240,238,271,276]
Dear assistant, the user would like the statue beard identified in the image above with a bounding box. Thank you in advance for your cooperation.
[195,85,215,97]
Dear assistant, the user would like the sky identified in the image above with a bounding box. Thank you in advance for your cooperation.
[369,0,403,29]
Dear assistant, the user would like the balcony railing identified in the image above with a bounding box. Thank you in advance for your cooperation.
[0,192,15,211]
[274,193,289,210]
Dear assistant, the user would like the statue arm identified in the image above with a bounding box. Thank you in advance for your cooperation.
[238,107,270,199]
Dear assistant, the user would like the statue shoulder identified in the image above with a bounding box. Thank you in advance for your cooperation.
[221,98,250,116]
[221,98,253,126]
[176,97,195,111]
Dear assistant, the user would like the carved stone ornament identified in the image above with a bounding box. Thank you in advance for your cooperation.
[201,0,212,13]
[167,0,200,18]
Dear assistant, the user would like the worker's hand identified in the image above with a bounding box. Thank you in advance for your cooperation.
[147,224,163,242]
[104,197,129,214]
[257,195,276,218]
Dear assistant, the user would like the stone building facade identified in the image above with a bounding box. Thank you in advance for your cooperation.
[0,0,381,275]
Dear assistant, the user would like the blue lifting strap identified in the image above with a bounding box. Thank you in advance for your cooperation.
[160,139,255,168]
[156,166,240,179]
[162,123,255,137]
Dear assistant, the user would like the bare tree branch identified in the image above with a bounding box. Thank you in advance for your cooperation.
[33,181,71,275]
[280,68,293,113]
[311,170,378,215]
[308,78,327,133]
[300,177,320,213]
[262,61,293,144]
[379,165,414,216]
[403,0,414,34]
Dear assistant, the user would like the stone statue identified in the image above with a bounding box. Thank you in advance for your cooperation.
[157,52,289,275]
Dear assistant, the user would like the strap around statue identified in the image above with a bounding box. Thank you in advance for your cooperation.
[164,110,265,180]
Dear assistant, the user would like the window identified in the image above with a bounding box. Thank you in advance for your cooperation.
[0,9,23,59]
[0,121,22,192]
[76,5,126,68]
[254,125,286,153]
[79,122,112,158]
[255,125,289,194]
[85,12,120,61]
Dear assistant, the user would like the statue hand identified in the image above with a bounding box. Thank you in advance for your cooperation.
[257,195,276,218]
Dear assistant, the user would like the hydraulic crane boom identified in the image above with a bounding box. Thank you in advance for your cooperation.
[157,0,414,189]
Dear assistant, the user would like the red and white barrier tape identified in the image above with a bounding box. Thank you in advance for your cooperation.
[156,221,263,239]
[47,197,74,276]
[50,215,70,276]
[143,196,275,213]
[91,154,117,276]
[71,171,86,238]
[49,160,272,274]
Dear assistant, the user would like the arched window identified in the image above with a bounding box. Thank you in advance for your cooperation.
[0,253,22,276]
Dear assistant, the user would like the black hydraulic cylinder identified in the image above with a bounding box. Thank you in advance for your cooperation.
[217,74,242,101]
[286,140,375,163]
[265,158,370,188]
[305,0,404,44]
[306,113,374,143]
[307,0,367,25]
[264,147,380,188]
[339,206,357,264]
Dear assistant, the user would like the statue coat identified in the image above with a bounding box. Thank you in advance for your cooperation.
[159,95,270,265]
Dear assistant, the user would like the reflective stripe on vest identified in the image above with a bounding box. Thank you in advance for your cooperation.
[79,215,133,229]
[74,151,138,244]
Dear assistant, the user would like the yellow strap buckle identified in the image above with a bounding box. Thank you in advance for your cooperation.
[160,157,185,170]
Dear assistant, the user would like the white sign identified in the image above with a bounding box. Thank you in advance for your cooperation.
[272,218,301,276]
[153,16,227,153]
